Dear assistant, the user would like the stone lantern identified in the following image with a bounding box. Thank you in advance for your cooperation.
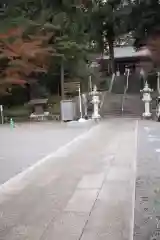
[90,85,101,120]
[140,82,153,118]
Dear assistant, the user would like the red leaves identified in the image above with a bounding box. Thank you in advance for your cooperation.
[0,77,26,85]
[7,79,26,85]
[147,35,160,65]
[0,28,23,39]
[0,26,54,92]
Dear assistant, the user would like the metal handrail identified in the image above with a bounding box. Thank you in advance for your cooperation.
[109,73,116,93]
[121,69,130,115]
[99,73,116,114]
[99,91,107,111]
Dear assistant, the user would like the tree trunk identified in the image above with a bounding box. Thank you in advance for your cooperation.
[108,37,115,74]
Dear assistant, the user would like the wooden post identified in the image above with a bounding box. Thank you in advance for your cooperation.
[79,87,83,119]
[89,75,92,92]
[61,58,65,100]
[0,105,4,124]
[157,72,160,95]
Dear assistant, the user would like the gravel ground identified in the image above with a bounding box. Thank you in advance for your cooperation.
[0,121,93,185]
[134,120,160,240]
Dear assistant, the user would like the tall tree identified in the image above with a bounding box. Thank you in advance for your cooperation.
[0,0,91,95]
[88,0,132,74]
[129,0,160,48]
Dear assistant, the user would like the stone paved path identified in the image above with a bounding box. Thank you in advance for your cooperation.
[0,119,137,240]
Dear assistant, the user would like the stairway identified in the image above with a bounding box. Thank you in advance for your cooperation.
[112,75,126,94]
[99,72,145,118]
[101,92,143,118]
[127,73,142,94]
[100,92,123,117]
[122,93,143,117]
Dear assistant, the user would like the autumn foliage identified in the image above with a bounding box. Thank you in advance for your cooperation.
[0,26,54,94]
[147,33,160,67]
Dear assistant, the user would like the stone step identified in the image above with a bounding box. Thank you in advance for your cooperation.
[104,112,142,118]
[101,92,143,117]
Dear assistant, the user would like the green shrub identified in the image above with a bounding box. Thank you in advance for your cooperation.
[4,105,31,118]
